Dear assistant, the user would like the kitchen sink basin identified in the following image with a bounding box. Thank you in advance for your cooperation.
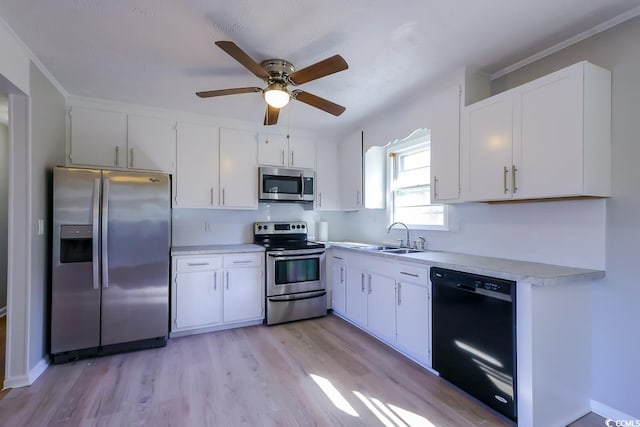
[358,245,400,251]
[381,248,422,254]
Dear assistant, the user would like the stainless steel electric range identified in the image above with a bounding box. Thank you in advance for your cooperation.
[254,221,327,325]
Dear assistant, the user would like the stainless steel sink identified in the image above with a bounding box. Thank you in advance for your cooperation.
[381,248,422,254]
[357,245,401,251]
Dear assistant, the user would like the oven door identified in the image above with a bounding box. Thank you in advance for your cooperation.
[267,249,325,296]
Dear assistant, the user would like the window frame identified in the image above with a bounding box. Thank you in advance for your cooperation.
[386,129,449,231]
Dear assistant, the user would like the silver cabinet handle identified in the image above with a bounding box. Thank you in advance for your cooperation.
[101,178,110,288]
[367,274,372,294]
[512,165,518,194]
[433,176,438,199]
[232,260,252,264]
[226,271,230,290]
[333,256,343,260]
[361,272,365,292]
[356,190,361,205]
[130,148,134,168]
[339,266,344,283]
[397,283,402,305]
[92,178,100,290]
[400,271,419,278]
[222,188,225,205]
[317,192,322,208]
[210,188,214,205]
[187,262,209,266]
[281,149,285,166]
[291,151,294,166]
[213,271,217,291]
[503,166,509,194]
[114,146,119,167]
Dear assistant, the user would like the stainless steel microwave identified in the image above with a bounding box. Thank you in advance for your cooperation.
[259,166,315,203]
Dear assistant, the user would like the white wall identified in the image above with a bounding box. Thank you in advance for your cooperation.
[491,15,640,420]
[28,63,66,369]
[0,122,8,310]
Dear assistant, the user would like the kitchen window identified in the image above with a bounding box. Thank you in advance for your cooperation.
[387,129,447,229]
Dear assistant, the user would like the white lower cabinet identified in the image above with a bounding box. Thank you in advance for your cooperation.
[346,266,368,327]
[171,252,264,337]
[330,254,347,315]
[396,281,431,365]
[331,249,432,368]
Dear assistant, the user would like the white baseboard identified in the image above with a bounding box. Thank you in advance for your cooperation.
[27,357,49,384]
[3,374,29,389]
[2,357,49,390]
[591,400,639,422]
[0,306,6,317]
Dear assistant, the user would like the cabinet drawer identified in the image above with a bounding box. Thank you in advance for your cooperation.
[224,253,263,268]
[395,263,429,286]
[175,256,222,272]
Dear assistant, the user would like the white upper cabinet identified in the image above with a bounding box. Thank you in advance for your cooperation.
[69,107,127,168]
[339,132,363,210]
[69,106,176,173]
[464,61,611,202]
[465,91,514,201]
[174,122,219,209]
[430,84,462,203]
[220,128,258,209]
[257,133,316,169]
[127,115,176,173]
[315,142,340,210]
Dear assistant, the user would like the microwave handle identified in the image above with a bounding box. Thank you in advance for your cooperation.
[300,171,305,199]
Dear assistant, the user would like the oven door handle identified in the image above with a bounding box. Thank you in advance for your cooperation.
[268,291,327,302]
[268,250,326,258]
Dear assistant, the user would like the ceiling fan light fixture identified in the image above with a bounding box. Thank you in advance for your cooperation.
[264,84,290,108]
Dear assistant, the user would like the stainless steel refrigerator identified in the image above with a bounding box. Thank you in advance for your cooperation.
[51,167,170,362]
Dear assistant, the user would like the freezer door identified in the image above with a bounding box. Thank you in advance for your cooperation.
[51,167,102,354]
[101,170,170,346]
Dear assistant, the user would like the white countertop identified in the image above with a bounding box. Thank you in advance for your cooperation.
[171,244,265,256]
[327,242,604,286]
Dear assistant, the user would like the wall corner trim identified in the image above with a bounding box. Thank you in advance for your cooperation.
[591,400,639,422]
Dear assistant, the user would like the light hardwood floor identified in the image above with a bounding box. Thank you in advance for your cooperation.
[0,314,604,426]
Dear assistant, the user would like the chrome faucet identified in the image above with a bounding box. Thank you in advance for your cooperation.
[387,222,410,248]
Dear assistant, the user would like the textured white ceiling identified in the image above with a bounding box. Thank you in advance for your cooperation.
[0,0,638,132]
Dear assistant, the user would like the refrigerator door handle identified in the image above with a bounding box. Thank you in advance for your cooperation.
[101,178,110,288]
[92,178,100,290]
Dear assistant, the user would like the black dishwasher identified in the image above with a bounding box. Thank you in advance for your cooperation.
[431,267,517,421]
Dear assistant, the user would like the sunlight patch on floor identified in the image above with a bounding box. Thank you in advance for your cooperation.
[309,374,359,417]
[354,391,437,427]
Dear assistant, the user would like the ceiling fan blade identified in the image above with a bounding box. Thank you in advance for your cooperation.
[215,41,270,80]
[264,105,280,126]
[289,55,348,85]
[196,87,262,98]
[292,90,346,116]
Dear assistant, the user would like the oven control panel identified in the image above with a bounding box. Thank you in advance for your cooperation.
[254,221,307,235]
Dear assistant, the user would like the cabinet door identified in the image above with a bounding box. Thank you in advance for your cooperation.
[175,122,219,208]
[127,115,176,173]
[219,128,258,209]
[339,132,363,210]
[175,270,223,329]
[465,92,513,201]
[69,107,126,168]
[223,267,263,323]
[396,281,430,365]
[288,138,316,169]
[366,273,396,344]
[514,66,583,199]
[330,257,346,315]
[258,133,288,167]
[345,266,367,326]
[431,84,461,202]
[316,142,340,210]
